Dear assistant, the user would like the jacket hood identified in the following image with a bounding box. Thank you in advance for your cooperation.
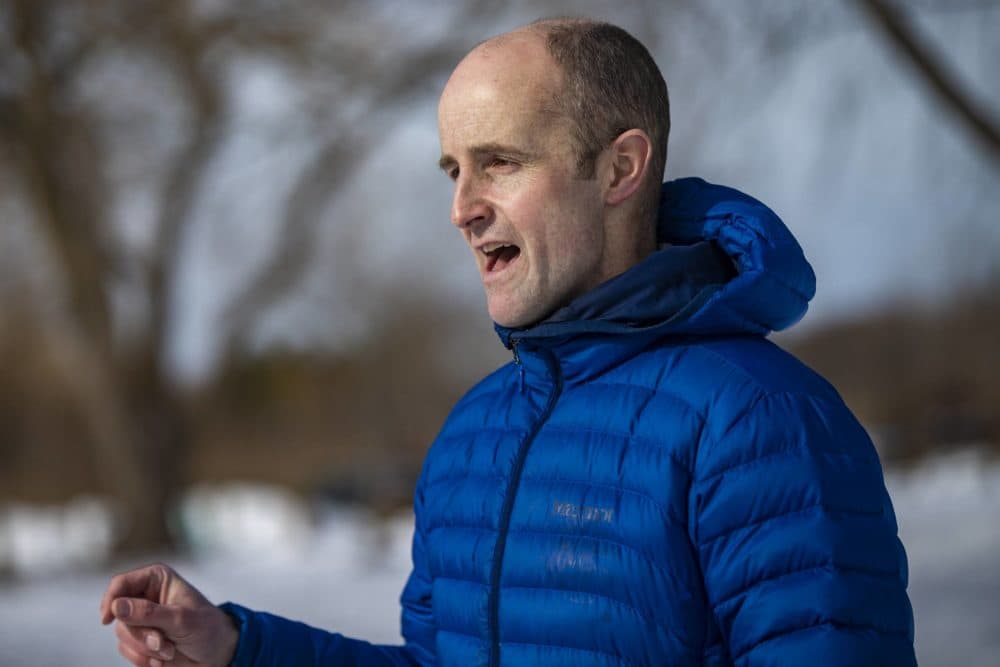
[495,177,816,348]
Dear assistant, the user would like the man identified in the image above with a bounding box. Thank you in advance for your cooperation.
[100,18,917,667]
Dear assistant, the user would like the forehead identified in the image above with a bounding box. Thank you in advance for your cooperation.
[438,35,568,154]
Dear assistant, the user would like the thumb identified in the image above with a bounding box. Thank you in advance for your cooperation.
[113,597,189,635]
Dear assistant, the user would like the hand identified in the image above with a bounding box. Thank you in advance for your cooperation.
[99,562,239,667]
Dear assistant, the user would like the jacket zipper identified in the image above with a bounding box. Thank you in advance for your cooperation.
[488,344,563,667]
[511,339,526,392]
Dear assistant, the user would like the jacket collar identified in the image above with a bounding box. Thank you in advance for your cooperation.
[494,177,816,380]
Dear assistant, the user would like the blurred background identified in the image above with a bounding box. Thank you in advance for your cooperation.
[0,0,997,665]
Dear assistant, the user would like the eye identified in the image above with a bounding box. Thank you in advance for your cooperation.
[447,167,459,181]
[486,156,518,172]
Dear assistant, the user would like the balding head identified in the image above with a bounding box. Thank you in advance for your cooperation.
[440,28,563,132]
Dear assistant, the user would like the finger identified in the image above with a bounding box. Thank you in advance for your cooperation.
[115,621,177,661]
[113,597,188,635]
[118,639,165,667]
[115,631,167,665]
[119,635,202,667]
[101,563,171,624]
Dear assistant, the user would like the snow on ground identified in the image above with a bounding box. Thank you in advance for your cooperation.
[885,449,1000,667]
[0,451,998,666]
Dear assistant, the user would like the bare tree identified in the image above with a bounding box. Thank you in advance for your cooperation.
[0,0,498,552]
[855,0,1000,162]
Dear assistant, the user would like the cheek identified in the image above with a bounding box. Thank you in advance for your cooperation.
[533,214,603,291]
[546,193,603,254]
[505,175,603,269]
[501,187,554,249]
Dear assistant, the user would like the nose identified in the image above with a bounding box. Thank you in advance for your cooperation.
[450,174,491,229]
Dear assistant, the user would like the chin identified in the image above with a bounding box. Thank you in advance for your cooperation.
[490,311,529,328]
[488,303,530,328]
[488,299,549,329]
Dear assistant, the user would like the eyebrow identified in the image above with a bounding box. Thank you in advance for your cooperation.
[438,143,537,171]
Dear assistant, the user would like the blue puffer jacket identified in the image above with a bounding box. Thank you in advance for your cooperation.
[222,178,916,666]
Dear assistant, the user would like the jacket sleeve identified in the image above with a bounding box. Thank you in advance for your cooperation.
[220,478,436,667]
[688,390,916,667]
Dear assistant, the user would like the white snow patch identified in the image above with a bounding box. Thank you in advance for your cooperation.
[887,447,1000,576]
[177,482,313,563]
[0,496,116,577]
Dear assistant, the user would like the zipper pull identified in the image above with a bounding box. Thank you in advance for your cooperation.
[511,339,525,392]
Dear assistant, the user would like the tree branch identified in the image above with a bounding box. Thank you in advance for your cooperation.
[855,0,1000,161]
[222,130,364,339]
[220,38,478,350]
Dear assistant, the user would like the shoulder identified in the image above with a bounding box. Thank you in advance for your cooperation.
[671,336,880,480]
[694,335,840,398]
[609,334,873,464]
[608,334,843,418]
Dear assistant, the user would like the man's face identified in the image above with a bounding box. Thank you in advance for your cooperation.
[437,34,611,328]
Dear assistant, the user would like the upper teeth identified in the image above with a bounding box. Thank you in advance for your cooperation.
[482,243,511,254]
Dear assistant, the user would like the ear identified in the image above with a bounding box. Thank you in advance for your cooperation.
[603,129,653,207]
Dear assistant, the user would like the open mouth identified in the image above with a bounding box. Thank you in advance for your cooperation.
[482,243,521,273]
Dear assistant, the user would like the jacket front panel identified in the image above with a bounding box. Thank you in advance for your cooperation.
[420,335,721,667]
[417,329,914,667]
[499,356,711,666]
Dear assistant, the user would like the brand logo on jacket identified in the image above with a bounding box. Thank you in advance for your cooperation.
[551,500,614,524]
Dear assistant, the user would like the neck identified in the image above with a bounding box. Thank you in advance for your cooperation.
[602,207,657,278]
